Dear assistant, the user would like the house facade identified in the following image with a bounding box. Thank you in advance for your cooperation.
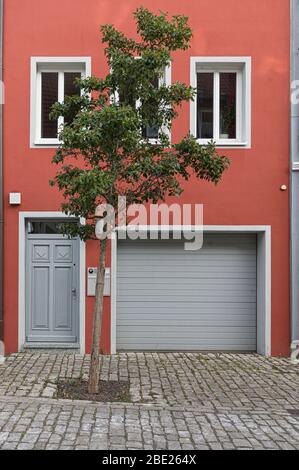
[2,0,295,356]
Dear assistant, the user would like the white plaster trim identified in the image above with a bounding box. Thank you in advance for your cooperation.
[110,233,117,355]
[18,212,86,354]
[110,225,271,356]
[290,340,299,364]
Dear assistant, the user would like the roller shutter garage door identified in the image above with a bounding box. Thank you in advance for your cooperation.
[116,233,257,351]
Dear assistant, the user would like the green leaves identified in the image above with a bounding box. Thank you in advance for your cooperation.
[134,7,192,51]
[50,8,230,241]
[174,136,230,183]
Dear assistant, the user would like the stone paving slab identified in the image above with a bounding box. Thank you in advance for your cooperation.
[0,397,298,450]
[0,352,298,410]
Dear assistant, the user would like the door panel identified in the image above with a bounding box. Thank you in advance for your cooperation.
[54,244,73,263]
[32,266,50,329]
[26,236,79,343]
[53,266,72,330]
[32,245,50,263]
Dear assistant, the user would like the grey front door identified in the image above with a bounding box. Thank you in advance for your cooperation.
[26,222,79,344]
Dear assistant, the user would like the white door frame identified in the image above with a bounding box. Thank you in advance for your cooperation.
[110,225,271,356]
[18,211,86,353]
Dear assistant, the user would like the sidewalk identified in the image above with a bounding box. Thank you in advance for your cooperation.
[0,352,298,450]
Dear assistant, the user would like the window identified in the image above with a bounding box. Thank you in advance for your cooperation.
[190,57,251,147]
[27,220,77,235]
[30,57,91,147]
[142,67,171,143]
[112,63,171,144]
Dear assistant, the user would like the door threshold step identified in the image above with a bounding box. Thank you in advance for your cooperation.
[22,342,80,350]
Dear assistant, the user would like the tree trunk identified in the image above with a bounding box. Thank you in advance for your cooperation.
[88,238,107,394]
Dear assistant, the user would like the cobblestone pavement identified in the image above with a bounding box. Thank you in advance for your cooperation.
[0,352,298,409]
[0,397,298,450]
[0,352,298,449]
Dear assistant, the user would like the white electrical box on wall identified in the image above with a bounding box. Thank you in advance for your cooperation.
[87,267,111,297]
[9,192,21,205]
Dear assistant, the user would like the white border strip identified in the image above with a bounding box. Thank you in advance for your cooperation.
[264,226,272,356]
[18,211,86,354]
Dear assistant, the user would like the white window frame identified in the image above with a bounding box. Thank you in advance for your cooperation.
[30,57,91,148]
[111,61,172,144]
[190,57,251,148]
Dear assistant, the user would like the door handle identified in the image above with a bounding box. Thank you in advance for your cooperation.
[72,288,77,295]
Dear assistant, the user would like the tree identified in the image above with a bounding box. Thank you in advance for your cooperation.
[50,7,230,394]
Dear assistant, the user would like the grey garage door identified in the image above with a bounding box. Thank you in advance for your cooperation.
[116,233,257,351]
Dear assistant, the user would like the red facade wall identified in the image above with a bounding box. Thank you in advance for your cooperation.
[3,0,290,355]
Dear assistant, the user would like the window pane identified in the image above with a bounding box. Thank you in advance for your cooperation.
[64,72,81,126]
[142,76,159,139]
[64,72,81,97]
[142,124,159,139]
[27,220,77,234]
[41,72,58,138]
[197,73,214,139]
[220,73,236,139]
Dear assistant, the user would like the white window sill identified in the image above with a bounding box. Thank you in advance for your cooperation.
[196,139,249,149]
[31,139,61,148]
[142,136,171,146]
[144,138,161,145]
